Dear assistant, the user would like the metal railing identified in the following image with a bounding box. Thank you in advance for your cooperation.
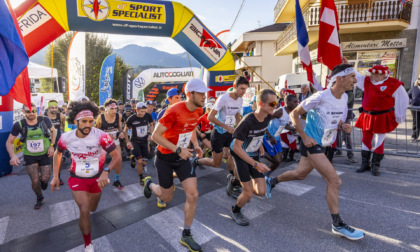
[274,0,288,22]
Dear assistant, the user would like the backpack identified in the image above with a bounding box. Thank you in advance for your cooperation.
[19,116,51,143]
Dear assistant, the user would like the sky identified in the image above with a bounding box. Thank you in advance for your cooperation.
[11,0,278,54]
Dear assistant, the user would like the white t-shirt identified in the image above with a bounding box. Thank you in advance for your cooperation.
[213,92,243,134]
[301,89,348,147]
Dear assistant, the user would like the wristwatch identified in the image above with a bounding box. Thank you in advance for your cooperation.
[103,167,110,173]
[253,162,259,169]
[176,147,182,155]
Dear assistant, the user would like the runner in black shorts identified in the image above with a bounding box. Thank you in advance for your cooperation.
[124,102,154,186]
[229,89,277,226]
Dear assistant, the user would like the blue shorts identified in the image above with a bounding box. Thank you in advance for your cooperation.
[263,135,282,156]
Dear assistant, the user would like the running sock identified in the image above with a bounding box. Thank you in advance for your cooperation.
[184,224,191,230]
[270,177,279,186]
[114,174,120,182]
[331,213,345,227]
[232,178,241,187]
[37,194,43,200]
[232,205,241,213]
[182,229,191,237]
[83,233,91,247]
[229,170,234,175]
[139,173,143,179]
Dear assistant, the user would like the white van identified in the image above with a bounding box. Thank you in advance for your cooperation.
[275,73,319,94]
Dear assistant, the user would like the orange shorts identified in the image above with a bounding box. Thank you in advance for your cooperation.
[68,176,102,194]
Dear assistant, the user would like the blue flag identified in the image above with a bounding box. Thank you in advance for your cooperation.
[0,0,29,95]
[99,54,116,105]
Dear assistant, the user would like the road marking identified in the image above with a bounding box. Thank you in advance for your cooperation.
[274,181,315,196]
[145,207,216,251]
[114,183,144,202]
[49,200,80,227]
[0,216,9,244]
[310,170,344,177]
[66,236,113,252]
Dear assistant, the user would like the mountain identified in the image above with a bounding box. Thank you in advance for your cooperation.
[113,44,201,68]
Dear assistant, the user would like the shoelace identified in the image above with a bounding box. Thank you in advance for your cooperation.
[339,223,355,233]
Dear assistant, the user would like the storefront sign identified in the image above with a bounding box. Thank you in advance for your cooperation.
[341,39,407,51]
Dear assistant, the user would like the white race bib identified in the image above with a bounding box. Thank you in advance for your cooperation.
[225,116,235,127]
[75,158,99,178]
[27,139,44,153]
[245,136,264,153]
[136,125,148,138]
[274,126,285,137]
[321,128,337,147]
[177,131,193,148]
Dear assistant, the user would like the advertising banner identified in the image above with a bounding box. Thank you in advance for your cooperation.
[99,54,116,105]
[123,68,134,103]
[67,32,86,101]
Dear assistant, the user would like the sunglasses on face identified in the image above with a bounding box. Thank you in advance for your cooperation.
[267,101,277,108]
[24,109,37,114]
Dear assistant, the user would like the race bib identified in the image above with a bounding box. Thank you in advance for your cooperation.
[136,125,148,138]
[245,136,264,153]
[27,140,44,153]
[75,158,99,178]
[321,128,337,147]
[127,129,132,137]
[177,131,193,148]
[274,126,285,137]
[225,116,235,127]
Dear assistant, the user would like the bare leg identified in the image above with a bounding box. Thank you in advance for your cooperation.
[235,180,254,208]
[198,152,223,167]
[73,191,94,235]
[181,177,199,227]
[276,155,314,182]
[150,184,175,203]
[114,145,122,177]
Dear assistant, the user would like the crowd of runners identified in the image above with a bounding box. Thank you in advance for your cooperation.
[7,62,395,252]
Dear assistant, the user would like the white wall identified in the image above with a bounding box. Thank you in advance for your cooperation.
[260,40,293,83]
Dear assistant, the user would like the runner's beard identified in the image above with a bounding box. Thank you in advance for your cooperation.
[78,126,91,135]
[50,111,57,114]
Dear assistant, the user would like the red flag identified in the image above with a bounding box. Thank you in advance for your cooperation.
[6,0,31,110]
[317,0,341,70]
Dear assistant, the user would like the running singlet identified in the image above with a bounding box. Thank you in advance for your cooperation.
[302,89,348,147]
[267,107,289,139]
[125,113,153,143]
[213,92,243,134]
[231,113,271,157]
[198,113,213,133]
[100,113,119,139]
[57,127,116,178]
[158,102,203,154]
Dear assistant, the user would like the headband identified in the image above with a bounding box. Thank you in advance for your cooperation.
[48,102,58,108]
[75,110,94,121]
[327,67,356,89]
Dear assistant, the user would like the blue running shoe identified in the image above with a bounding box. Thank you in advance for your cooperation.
[332,224,365,240]
[265,177,274,199]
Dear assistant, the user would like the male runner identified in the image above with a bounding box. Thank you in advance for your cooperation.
[46,99,66,185]
[230,89,278,226]
[124,102,154,186]
[265,64,365,240]
[193,76,249,199]
[7,102,56,209]
[50,101,121,252]
[157,88,182,120]
[143,79,209,252]
[96,99,125,190]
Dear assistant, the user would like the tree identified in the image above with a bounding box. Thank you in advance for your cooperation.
[44,32,129,103]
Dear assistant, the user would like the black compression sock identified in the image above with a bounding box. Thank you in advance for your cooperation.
[232,179,241,187]
[182,229,191,236]
[270,177,279,186]
[232,205,241,213]
[331,213,344,226]
[229,170,234,175]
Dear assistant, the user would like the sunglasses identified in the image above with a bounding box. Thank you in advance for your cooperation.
[267,101,277,108]
[24,109,37,114]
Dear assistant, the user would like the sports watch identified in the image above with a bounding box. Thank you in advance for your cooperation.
[103,167,110,173]
[176,147,182,155]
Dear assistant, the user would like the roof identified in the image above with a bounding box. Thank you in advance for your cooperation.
[247,23,289,33]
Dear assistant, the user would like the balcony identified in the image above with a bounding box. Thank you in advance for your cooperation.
[274,0,412,56]
[274,0,312,23]
[235,55,262,70]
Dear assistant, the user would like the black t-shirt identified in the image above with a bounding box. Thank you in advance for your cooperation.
[232,113,271,157]
[125,113,153,143]
[11,116,53,137]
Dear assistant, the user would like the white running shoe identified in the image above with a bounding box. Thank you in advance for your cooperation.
[85,244,94,252]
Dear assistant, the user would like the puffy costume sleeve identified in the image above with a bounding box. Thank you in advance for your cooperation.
[393,85,409,123]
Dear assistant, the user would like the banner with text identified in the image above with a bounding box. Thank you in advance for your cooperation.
[99,54,116,105]
[67,32,85,101]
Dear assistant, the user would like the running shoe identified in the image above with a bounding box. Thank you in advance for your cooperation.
[84,244,94,252]
[230,208,249,226]
[34,196,44,210]
[140,176,145,187]
[180,233,202,252]
[231,187,242,199]
[41,181,48,191]
[332,224,365,240]
[113,180,125,190]
[143,177,152,198]
[265,177,274,199]
[130,155,136,168]
[226,174,234,197]
[157,198,166,209]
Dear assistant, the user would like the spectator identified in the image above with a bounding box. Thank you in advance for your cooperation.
[408,75,420,142]
[298,83,312,102]
[242,69,251,82]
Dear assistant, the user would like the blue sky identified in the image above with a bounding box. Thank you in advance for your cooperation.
[11,0,278,54]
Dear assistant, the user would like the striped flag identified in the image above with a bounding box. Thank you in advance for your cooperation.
[295,0,314,84]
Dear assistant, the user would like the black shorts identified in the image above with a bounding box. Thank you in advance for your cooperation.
[132,141,148,160]
[24,153,51,166]
[230,151,264,183]
[197,132,211,142]
[300,142,325,157]
[155,151,196,189]
[211,129,233,153]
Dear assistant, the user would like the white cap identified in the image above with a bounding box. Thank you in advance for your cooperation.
[76,95,90,102]
[185,79,212,93]
[136,102,146,108]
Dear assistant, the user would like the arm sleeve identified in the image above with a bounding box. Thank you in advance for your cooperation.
[10,122,21,137]
[355,72,366,91]
[393,85,410,123]
[301,92,322,112]
[99,132,117,153]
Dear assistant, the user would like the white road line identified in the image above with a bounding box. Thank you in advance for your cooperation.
[0,216,9,244]
[50,200,80,227]
[274,181,315,196]
[145,207,216,252]
[114,183,144,202]
[66,236,113,252]
[310,170,344,177]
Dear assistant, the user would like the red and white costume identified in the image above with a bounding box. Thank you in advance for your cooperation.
[354,66,409,154]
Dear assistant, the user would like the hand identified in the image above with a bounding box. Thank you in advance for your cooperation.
[50,177,60,193]
[269,137,277,145]
[178,148,194,160]
[302,135,317,148]
[341,123,352,134]
[256,162,270,173]
[147,136,151,141]
[226,126,235,134]
[48,146,54,157]
[342,57,348,64]
[200,133,206,138]
[97,172,110,190]
[10,155,20,166]
[127,142,133,150]
[194,146,203,158]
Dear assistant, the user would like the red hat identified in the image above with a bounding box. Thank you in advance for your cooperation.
[368,65,389,75]
[282,89,296,96]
